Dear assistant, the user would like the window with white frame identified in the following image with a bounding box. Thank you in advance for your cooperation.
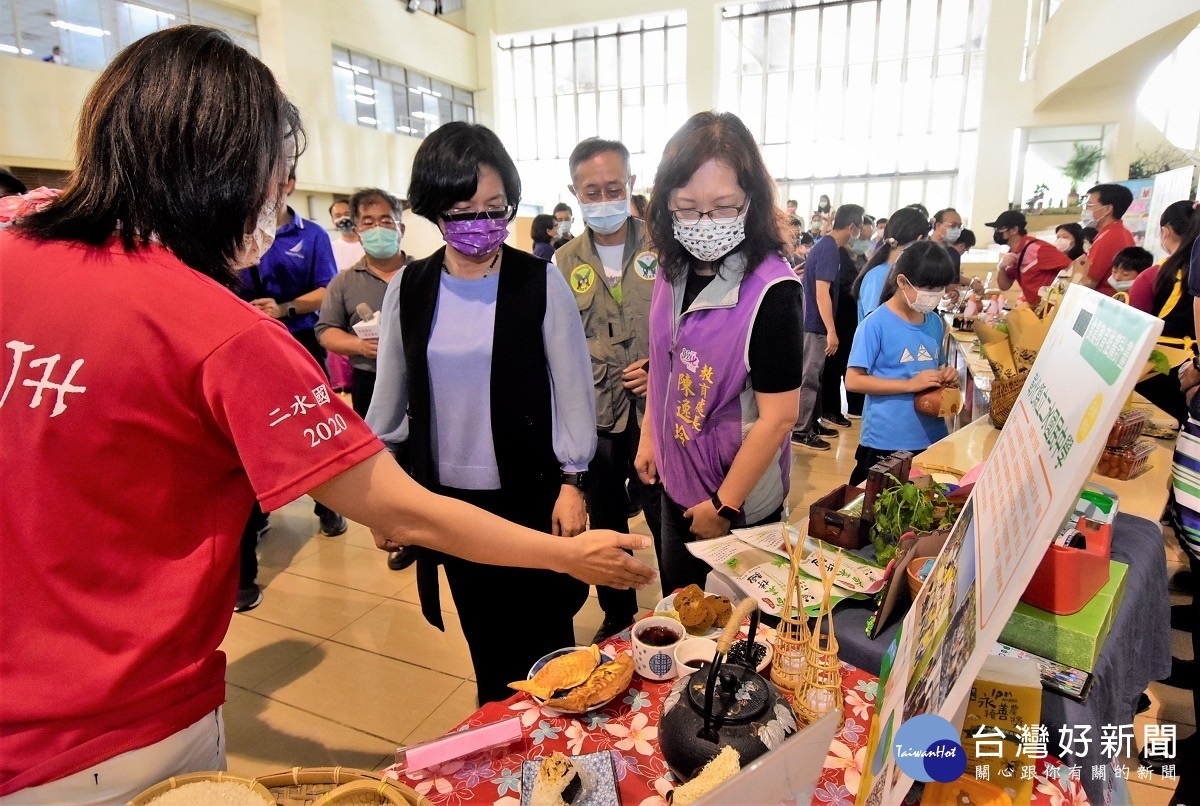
[495,13,688,211]
[332,46,475,138]
[719,0,985,221]
[1,0,257,71]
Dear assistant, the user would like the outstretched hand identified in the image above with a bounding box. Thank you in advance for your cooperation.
[565,531,657,590]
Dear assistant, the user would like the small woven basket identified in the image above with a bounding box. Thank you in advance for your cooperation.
[254,767,430,806]
[791,549,845,729]
[127,771,274,805]
[771,527,811,691]
[988,370,1028,429]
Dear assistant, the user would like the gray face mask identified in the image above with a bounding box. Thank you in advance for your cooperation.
[944,226,962,243]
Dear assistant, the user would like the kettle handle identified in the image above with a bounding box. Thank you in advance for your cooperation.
[701,599,756,740]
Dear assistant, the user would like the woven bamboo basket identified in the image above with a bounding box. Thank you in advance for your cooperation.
[792,550,845,729]
[988,370,1028,429]
[127,771,274,805]
[770,529,811,691]
[253,767,430,806]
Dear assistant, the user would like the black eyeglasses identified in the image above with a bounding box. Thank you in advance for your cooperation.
[669,199,750,226]
[441,204,513,222]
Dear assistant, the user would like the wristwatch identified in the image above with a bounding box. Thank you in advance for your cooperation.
[710,492,741,521]
[561,471,589,489]
[285,302,298,317]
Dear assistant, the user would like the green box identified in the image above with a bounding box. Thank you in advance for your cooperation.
[999,560,1128,672]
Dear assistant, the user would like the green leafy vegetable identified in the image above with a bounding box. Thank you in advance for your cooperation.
[1148,349,1172,377]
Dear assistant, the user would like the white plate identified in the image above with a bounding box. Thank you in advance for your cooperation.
[525,646,618,711]
[653,592,723,638]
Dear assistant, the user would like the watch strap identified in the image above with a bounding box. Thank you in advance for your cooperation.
[710,491,741,521]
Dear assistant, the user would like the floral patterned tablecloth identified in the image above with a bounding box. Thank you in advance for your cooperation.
[383,629,1088,806]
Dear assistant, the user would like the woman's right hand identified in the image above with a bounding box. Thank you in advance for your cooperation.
[634,444,658,485]
[564,531,657,589]
[909,369,944,393]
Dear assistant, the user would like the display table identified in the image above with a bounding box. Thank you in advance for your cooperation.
[384,629,1088,805]
[915,411,1173,524]
[829,512,1172,806]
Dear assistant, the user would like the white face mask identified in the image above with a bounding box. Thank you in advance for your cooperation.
[556,220,572,238]
[1110,278,1134,292]
[580,198,630,235]
[233,199,279,269]
[901,278,944,314]
[673,210,748,263]
[944,226,962,244]
[1055,236,1074,253]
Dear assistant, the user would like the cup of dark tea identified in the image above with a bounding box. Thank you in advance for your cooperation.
[631,616,685,681]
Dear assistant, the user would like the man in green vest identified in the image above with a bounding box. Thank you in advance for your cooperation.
[556,137,662,641]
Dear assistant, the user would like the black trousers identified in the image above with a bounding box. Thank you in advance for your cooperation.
[823,304,863,417]
[585,421,663,624]
[849,444,900,487]
[350,367,376,419]
[237,327,335,589]
[433,483,589,705]
[1135,369,1188,430]
[657,491,783,596]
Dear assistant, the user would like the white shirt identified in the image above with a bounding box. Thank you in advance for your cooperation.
[330,235,366,272]
[595,242,625,286]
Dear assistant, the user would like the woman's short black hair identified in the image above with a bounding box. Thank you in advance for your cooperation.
[880,240,957,304]
[531,213,556,243]
[16,25,303,289]
[407,122,521,223]
[646,111,786,281]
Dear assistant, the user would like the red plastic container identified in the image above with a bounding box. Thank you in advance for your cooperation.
[1106,409,1147,449]
[1096,439,1154,480]
[1020,517,1112,615]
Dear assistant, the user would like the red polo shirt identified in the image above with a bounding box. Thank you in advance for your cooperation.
[1003,235,1071,304]
[1086,220,1136,296]
[0,233,384,795]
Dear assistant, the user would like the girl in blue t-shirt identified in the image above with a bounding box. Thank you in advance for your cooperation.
[846,241,960,485]
[851,207,930,323]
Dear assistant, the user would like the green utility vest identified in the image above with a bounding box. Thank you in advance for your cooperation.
[555,217,658,434]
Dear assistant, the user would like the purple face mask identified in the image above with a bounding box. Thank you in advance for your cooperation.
[441,216,510,257]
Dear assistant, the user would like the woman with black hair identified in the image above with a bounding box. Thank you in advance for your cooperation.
[633,112,802,594]
[845,241,961,485]
[852,207,929,322]
[367,121,599,704]
[530,212,557,260]
[1054,222,1087,261]
[0,30,651,799]
[1131,201,1198,424]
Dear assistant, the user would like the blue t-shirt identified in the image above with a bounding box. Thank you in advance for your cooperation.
[802,235,840,334]
[238,208,337,333]
[856,262,890,322]
[848,305,950,451]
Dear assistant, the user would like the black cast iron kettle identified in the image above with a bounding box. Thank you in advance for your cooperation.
[658,599,798,780]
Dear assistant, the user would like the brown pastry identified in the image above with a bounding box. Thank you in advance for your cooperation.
[706,595,733,628]
[544,654,635,713]
[674,584,705,610]
[510,645,601,700]
[676,597,711,630]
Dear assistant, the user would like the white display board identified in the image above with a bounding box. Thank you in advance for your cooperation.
[1143,166,1196,260]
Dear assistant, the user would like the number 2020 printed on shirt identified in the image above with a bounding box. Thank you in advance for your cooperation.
[305,414,348,447]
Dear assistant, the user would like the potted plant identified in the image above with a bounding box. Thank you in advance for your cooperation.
[870,476,957,564]
[1061,142,1104,207]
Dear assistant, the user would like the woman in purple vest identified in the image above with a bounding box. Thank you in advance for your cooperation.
[634,112,803,595]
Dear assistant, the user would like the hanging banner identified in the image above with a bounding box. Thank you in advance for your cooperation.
[1143,166,1196,260]
[856,285,1162,806]
[1114,179,1154,248]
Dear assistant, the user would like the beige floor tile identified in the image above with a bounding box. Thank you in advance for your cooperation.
[572,595,609,647]
[288,540,414,598]
[394,567,458,615]
[246,572,386,639]
[221,616,324,690]
[324,520,380,551]
[331,598,475,678]
[253,641,462,741]
[256,501,326,584]
[1145,683,1197,729]
[223,690,396,776]
[1128,780,1176,804]
[401,680,480,747]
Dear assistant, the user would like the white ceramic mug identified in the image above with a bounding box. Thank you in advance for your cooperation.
[631,616,686,681]
[674,637,719,676]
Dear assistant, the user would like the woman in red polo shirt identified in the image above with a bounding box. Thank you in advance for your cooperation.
[0,26,652,805]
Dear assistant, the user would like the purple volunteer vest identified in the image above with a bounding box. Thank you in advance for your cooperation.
[648,253,798,524]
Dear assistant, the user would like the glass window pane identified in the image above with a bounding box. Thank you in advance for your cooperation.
[877,0,906,60]
[867,181,893,219]
[577,92,597,144]
[553,42,573,94]
[536,97,557,158]
[763,144,787,179]
[907,0,937,57]
[532,45,553,97]
[793,9,817,68]
[515,98,537,160]
[383,63,406,84]
[513,48,533,99]
[897,179,925,208]
[597,89,619,140]
[596,36,617,89]
[643,29,665,86]
[575,38,595,91]
[622,89,643,153]
[350,51,379,75]
[741,74,764,143]
[643,84,664,156]
[374,79,395,133]
[332,46,350,64]
[333,66,356,125]
[556,95,576,155]
[819,4,846,67]
[924,178,952,213]
[767,13,790,72]
[619,33,640,88]
[741,16,763,74]
[431,79,452,98]
[453,102,468,123]
[666,26,686,83]
[848,3,875,65]
[764,72,789,144]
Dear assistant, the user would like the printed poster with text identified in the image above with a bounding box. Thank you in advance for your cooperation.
[856,286,1162,806]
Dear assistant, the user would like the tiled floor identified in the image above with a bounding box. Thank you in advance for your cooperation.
[221,415,1193,800]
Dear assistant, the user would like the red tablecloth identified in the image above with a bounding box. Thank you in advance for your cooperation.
[383,629,1089,805]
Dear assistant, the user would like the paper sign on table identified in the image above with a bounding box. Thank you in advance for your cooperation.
[856,286,1162,806]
